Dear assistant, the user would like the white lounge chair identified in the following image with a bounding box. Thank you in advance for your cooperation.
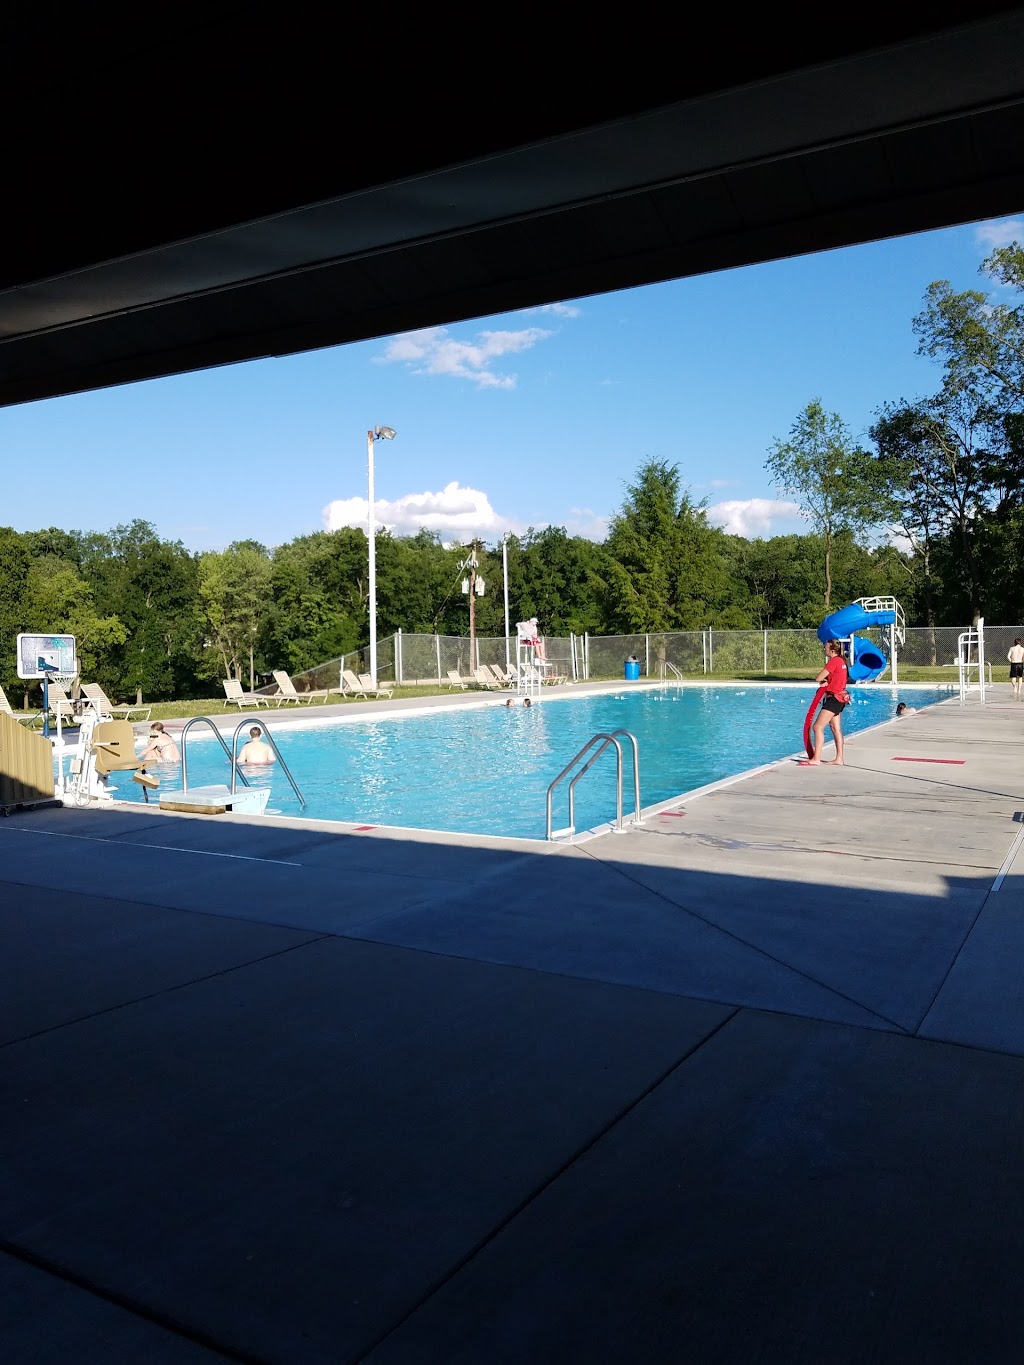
[445,669,469,690]
[80,682,152,722]
[357,673,394,699]
[222,679,269,709]
[44,680,81,726]
[339,669,369,699]
[473,667,501,690]
[486,664,513,686]
[0,684,40,726]
[272,670,330,705]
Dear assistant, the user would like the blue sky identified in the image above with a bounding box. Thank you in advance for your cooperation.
[2,212,1021,554]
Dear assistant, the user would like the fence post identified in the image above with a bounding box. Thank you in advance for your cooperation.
[396,629,403,685]
[763,629,768,676]
[702,631,707,674]
[584,632,590,680]
[645,633,650,677]
[435,634,441,684]
[709,628,714,674]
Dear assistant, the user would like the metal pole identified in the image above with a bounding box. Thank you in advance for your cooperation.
[435,633,441,683]
[367,428,377,688]
[396,628,403,685]
[645,633,650,677]
[502,533,511,670]
[978,616,986,704]
[763,630,768,676]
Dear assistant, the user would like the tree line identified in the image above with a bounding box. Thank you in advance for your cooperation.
[3,242,1023,703]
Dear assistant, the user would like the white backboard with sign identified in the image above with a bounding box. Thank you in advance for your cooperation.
[16,633,77,680]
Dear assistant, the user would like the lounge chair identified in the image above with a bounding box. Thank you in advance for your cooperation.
[80,682,152,722]
[445,669,469,690]
[473,667,501,690]
[339,669,369,699]
[44,680,81,726]
[486,664,513,685]
[0,684,40,726]
[357,673,393,699]
[271,670,330,705]
[222,679,269,709]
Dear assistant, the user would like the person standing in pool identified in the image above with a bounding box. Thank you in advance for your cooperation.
[1008,638,1024,700]
[807,639,850,766]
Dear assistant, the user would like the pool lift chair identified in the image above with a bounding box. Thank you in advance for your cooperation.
[61,712,159,807]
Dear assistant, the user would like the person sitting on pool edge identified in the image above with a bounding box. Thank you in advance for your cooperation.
[238,726,275,764]
[895,702,917,717]
[139,721,180,763]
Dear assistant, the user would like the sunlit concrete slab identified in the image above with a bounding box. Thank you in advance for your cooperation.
[0,937,728,1364]
[364,1010,1024,1365]
[0,1250,226,1362]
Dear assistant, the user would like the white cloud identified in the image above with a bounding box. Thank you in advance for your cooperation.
[530,302,581,318]
[377,324,553,389]
[563,507,610,541]
[707,498,804,538]
[323,482,511,540]
[975,218,1024,250]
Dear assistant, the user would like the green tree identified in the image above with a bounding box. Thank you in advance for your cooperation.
[0,528,31,695]
[199,542,273,688]
[21,556,127,687]
[766,400,889,611]
[603,460,731,631]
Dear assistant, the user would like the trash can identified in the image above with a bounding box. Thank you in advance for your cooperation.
[624,656,641,681]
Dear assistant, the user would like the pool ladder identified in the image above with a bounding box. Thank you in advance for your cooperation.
[546,729,640,840]
[179,716,306,808]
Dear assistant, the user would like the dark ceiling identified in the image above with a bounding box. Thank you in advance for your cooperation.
[5,6,1024,409]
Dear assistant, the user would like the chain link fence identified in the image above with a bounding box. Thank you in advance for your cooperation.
[282,623,1024,693]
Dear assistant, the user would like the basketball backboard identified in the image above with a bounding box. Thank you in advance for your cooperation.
[17,633,77,680]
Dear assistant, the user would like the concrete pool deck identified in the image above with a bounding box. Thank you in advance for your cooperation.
[3,686,1024,1361]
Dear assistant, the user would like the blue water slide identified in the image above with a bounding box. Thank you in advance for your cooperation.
[818,602,897,683]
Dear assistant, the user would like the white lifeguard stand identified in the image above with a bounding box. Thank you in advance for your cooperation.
[516,618,548,697]
[956,618,987,703]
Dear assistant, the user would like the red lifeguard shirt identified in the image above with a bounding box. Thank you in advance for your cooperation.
[824,654,848,695]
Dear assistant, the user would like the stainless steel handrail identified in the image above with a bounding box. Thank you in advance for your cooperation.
[230,718,306,808]
[546,728,640,840]
[180,717,252,793]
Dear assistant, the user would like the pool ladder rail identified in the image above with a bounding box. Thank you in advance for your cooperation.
[546,729,640,841]
[178,715,306,810]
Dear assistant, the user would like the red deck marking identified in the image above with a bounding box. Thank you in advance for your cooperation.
[892,757,965,765]
[353,824,377,830]
[660,812,686,818]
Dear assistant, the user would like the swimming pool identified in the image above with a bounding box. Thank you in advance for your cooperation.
[107,684,956,840]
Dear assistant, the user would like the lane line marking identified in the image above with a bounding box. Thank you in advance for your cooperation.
[892,757,965,765]
[0,828,302,866]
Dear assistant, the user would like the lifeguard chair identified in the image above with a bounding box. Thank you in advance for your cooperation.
[516,617,549,697]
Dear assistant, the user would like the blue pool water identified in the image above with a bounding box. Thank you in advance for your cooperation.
[106,684,955,840]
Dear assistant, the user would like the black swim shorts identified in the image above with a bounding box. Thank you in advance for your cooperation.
[821,694,846,715]
[1011,662,1023,678]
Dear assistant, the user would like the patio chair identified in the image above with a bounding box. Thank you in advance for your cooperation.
[473,667,501,690]
[339,669,369,699]
[445,669,469,690]
[271,670,330,705]
[486,664,513,686]
[0,683,40,726]
[222,679,269,709]
[80,682,152,722]
[357,674,394,699]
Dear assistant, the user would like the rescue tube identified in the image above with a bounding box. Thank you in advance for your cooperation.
[803,685,827,758]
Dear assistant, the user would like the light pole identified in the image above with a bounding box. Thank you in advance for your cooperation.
[367,425,396,688]
[502,532,511,670]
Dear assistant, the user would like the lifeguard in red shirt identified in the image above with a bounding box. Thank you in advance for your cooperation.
[806,639,850,766]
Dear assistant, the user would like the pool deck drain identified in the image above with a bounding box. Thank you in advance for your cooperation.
[3,686,1024,1361]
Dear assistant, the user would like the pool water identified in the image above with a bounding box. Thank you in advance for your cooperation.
[105,684,955,840]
